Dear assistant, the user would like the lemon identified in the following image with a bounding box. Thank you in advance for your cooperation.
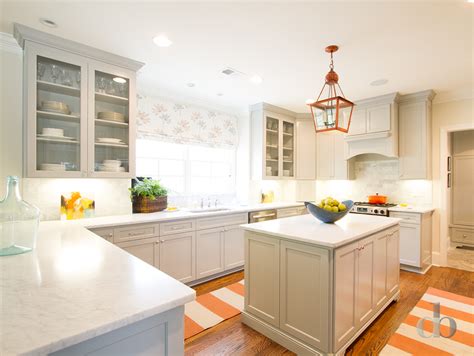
[323,204,332,211]
[338,203,346,211]
[331,206,339,213]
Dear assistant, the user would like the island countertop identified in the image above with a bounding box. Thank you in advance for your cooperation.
[0,221,195,356]
[241,213,400,248]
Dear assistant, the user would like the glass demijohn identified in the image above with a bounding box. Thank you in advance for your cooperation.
[0,176,40,256]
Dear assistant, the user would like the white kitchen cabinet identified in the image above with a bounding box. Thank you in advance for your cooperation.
[245,232,280,327]
[279,240,329,350]
[15,23,143,178]
[386,230,400,295]
[390,210,432,273]
[196,227,225,279]
[116,237,159,267]
[348,108,367,136]
[295,118,317,179]
[277,206,308,218]
[224,225,245,270]
[398,90,435,179]
[159,231,195,283]
[250,103,297,180]
[316,132,354,180]
[355,236,375,328]
[367,104,391,133]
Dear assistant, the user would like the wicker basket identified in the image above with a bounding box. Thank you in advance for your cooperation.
[132,195,167,213]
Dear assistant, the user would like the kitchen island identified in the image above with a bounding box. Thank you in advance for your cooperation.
[0,221,195,356]
[241,214,400,356]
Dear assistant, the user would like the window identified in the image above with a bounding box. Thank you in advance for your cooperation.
[136,139,236,196]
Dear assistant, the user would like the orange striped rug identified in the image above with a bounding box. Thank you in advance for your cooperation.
[184,279,244,339]
[381,287,474,355]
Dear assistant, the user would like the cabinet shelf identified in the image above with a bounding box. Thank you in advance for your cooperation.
[283,147,293,150]
[95,92,129,105]
[37,110,80,122]
[37,80,80,97]
[37,137,79,144]
[95,119,129,127]
[283,132,294,136]
[266,145,278,149]
[95,142,129,148]
[266,158,278,162]
[266,129,278,133]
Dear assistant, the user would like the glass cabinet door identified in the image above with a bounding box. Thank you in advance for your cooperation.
[265,115,280,178]
[27,43,88,177]
[88,63,135,177]
[282,120,295,178]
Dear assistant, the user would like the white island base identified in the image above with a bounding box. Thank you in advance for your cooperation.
[241,214,401,355]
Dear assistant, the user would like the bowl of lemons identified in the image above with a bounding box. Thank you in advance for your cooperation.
[305,197,354,223]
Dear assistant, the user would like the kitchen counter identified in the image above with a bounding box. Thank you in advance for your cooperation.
[0,221,195,356]
[73,202,305,229]
[388,206,435,214]
[241,213,400,248]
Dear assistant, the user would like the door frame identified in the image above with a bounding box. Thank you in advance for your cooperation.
[438,122,474,266]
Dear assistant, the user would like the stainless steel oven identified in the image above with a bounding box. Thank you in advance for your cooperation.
[248,209,277,223]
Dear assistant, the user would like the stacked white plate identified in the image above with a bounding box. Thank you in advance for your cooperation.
[96,137,125,144]
[97,111,126,123]
[37,127,74,141]
[40,163,66,171]
[98,159,124,172]
[40,101,70,115]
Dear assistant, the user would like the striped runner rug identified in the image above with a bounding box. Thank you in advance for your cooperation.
[381,287,473,355]
[184,279,244,339]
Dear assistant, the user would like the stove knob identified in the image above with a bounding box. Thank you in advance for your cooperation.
[380,209,385,215]
[374,209,379,214]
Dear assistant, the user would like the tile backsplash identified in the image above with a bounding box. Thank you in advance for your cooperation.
[316,156,433,205]
[22,178,132,220]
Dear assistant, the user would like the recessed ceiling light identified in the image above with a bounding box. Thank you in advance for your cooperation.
[39,18,57,28]
[186,82,196,88]
[249,74,263,85]
[113,77,127,84]
[153,34,172,47]
[370,78,388,86]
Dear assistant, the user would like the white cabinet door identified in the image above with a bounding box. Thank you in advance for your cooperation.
[245,232,280,327]
[296,119,316,179]
[159,232,195,283]
[355,237,375,327]
[367,104,391,133]
[279,240,329,351]
[334,241,358,350]
[224,225,244,270]
[373,232,388,309]
[399,223,421,267]
[347,108,366,136]
[117,237,159,267]
[386,230,400,296]
[196,227,224,279]
[333,133,350,180]
[316,133,334,179]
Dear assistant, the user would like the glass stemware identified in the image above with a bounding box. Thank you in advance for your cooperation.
[75,71,81,88]
[97,77,106,93]
[37,63,46,80]
[51,64,60,83]
[61,69,73,87]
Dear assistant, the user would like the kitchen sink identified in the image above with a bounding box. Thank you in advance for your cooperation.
[188,207,232,213]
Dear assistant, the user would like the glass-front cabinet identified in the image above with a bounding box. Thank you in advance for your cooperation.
[263,113,295,179]
[21,33,140,178]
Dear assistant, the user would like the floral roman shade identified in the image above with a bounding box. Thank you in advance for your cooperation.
[136,94,239,148]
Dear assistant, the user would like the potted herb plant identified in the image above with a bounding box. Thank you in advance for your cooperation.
[129,178,168,213]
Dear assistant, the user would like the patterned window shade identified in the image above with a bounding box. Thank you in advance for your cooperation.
[136,94,239,148]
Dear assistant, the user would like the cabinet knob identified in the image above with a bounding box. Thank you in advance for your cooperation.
[108,233,113,237]
[463,234,468,238]
[160,239,164,243]
[155,241,160,244]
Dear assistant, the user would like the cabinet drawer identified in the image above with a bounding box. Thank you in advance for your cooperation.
[160,219,195,236]
[451,228,474,244]
[196,213,247,230]
[277,207,301,218]
[89,227,114,242]
[389,212,421,224]
[114,223,159,243]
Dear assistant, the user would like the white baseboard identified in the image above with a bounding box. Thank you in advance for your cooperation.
[432,251,441,266]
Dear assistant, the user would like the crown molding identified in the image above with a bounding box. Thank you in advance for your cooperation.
[433,85,474,104]
[249,102,297,117]
[399,89,436,104]
[0,32,22,54]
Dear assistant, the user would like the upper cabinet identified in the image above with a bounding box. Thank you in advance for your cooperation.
[316,132,354,180]
[14,23,144,178]
[295,117,317,180]
[398,90,435,180]
[345,93,400,158]
[251,103,296,180]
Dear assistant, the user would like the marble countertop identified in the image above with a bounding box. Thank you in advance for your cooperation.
[388,206,435,214]
[242,213,400,248]
[0,221,196,356]
[75,202,304,229]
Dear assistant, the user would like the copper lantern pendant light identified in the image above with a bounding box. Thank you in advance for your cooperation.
[307,45,354,133]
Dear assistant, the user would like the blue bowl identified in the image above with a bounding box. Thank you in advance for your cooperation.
[304,200,354,223]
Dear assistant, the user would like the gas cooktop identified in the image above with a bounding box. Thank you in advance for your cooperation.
[350,202,397,216]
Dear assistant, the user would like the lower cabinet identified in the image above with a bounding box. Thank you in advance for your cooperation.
[116,237,159,267]
[196,227,225,279]
[224,225,245,270]
[159,232,195,283]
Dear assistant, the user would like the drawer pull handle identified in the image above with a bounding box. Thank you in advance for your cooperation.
[128,232,142,236]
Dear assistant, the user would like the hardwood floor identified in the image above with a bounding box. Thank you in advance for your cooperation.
[184,267,474,356]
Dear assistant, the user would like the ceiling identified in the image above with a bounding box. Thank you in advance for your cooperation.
[1,1,473,114]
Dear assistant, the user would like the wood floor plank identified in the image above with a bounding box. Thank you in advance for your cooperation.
[185,267,474,356]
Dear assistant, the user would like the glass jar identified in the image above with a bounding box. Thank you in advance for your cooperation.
[0,176,40,256]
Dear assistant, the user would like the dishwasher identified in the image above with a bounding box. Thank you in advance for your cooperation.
[248,209,277,223]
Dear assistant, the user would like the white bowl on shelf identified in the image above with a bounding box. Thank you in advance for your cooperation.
[40,163,66,171]
[42,128,64,137]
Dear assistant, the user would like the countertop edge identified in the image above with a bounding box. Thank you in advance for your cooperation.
[388,206,435,214]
